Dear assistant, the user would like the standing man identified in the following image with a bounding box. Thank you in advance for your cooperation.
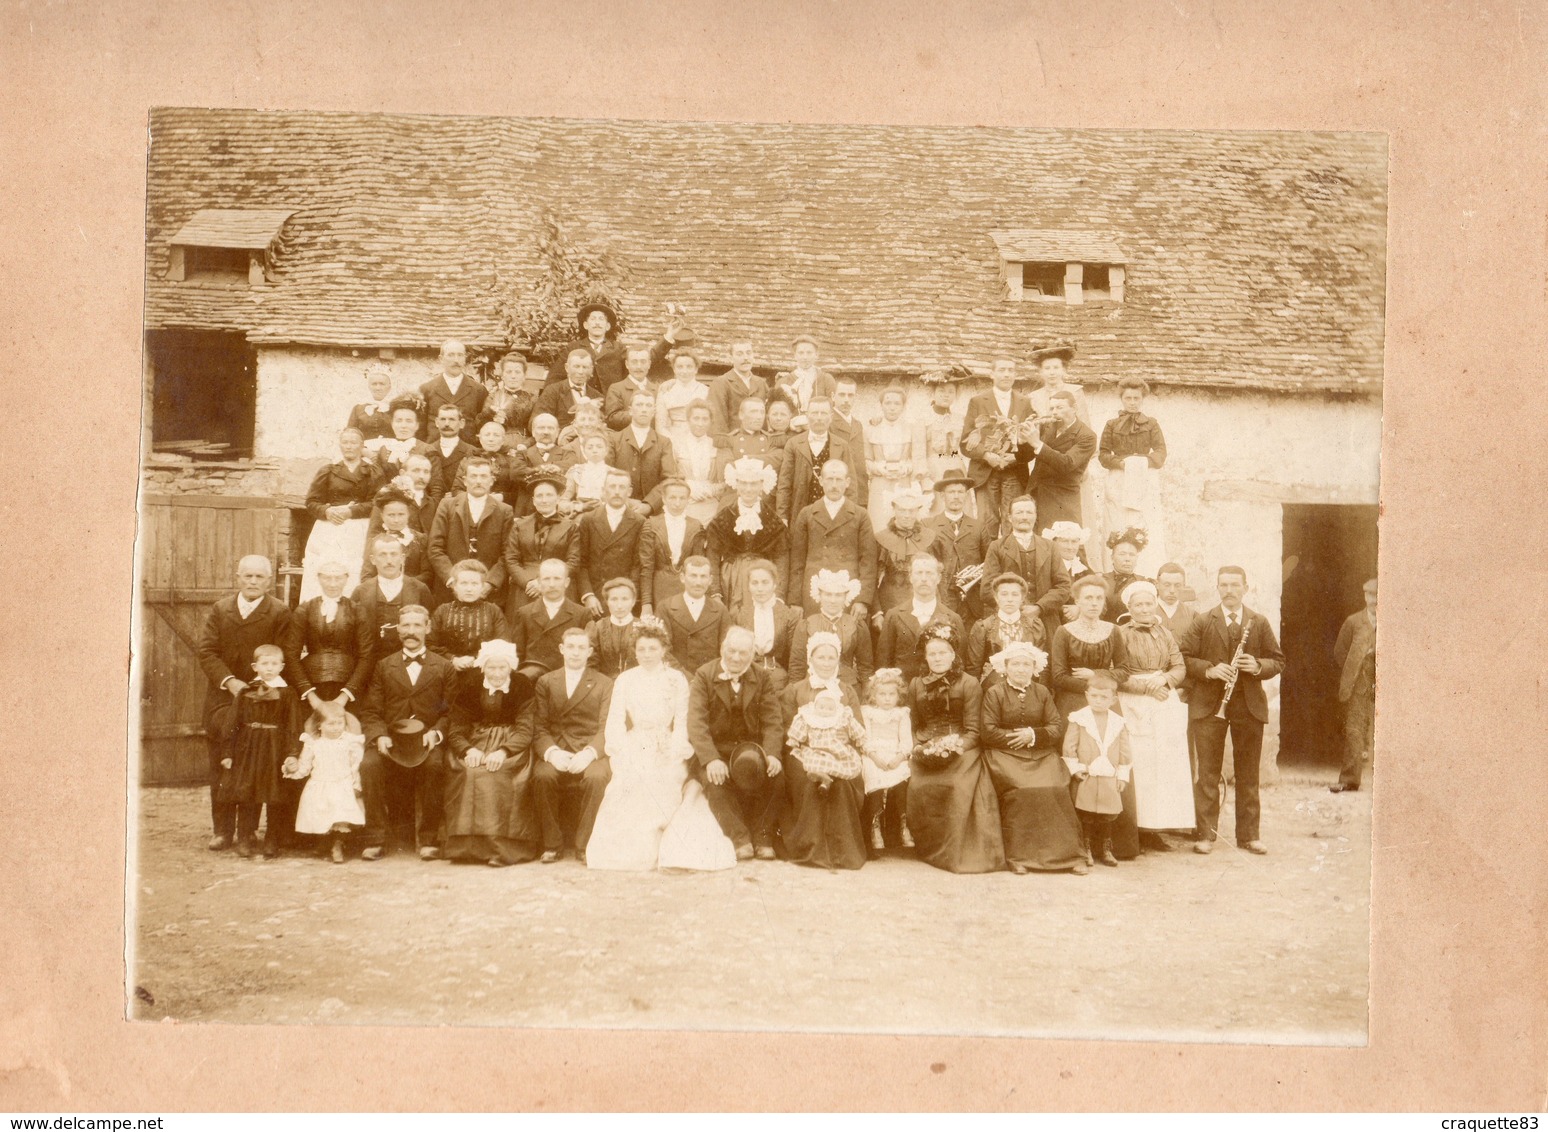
[419,339,487,443]
[721,396,775,466]
[356,604,452,860]
[195,555,293,851]
[534,349,604,431]
[428,405,478,494]
[1023,389,1097,528]
[530,628,614,862]
[873,554,966,682]
[981,496,1071,645]
[774,335,836,426]
[575,469,645,616]
[1330,578,1377,794]
[926,474,991,623]
[510,558,591,680]
[828,375,866,454]
[608,389,676,513]
[509,412,576,516]
[687,627,786,861]
[397,452,444,534]
[545,302,626,391]
[960,358,1034,538]
[428,456,514,606]
[1177,566,1285,855]
[775,398,866,524]
[785,459,877,616]
[707,340,769,435]
[602,342,660,430]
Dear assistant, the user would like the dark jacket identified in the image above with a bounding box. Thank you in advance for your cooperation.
[775,432,866,524]
[357,649,454,768]
[305,460,386,521]
[639,512,709,608]
[786,497,879,609]
[281,595,376,702]
[428,493,515,592]
[875,605,966,683]
[706,370,770,435]
[574,505,644,603]
[502,511,582,603]
[427,438,481,498]
[686,659,785,766]
[196,594,293,729]
[659,593,729,676]
[509,597,592,675]
[349,575,436,661]
[981,533,1072,644]
[532,666,613,756]
[602,376,660,431]
[1098,411,1167,469]
[1177,604,1285,723]
[1024,420,1097,528]
[418,374,488,443]
[959,389,1035,488]
[533,379,605,431]
[545,338,627,391]
[608,426,677,511]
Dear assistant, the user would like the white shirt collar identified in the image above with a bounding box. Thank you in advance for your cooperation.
[542,597,565,618]
[376,574,404,600]
[318,596,340,620]
[236,594,263,618]
[605,504,627,529]
[1158,599,1179,618]
[822,496,844,519]
[683,593,707,619]
[442,372,464,392]
[943,508,966,522]
[911,598,938,623]
[439,436,460,455]
[993,387,1013,410]
[630,424,651,446]
[663,511,687,529]
[467,493,488,520]
[563,666,585,695]
[808,431,828,454]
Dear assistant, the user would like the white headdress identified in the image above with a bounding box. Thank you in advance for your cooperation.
[724,456,778,495]
[475,639,520,670]
[890,485,927,512]
[1041,521,1091,542]
[987,641,1049,678]
[809,569,862,606]
[805,630,843,659]
[1121,578,1159,608]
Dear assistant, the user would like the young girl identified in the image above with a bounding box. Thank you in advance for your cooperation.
[217,644,302,859]
[1062,670,1133,867]
[562,430,613,514]
[786,685,869,792]
[285,701,366,863]
[587,577,641,678]
[860,668,912,856]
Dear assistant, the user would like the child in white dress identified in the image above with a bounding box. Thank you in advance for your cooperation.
[284,702,366,863]
[562,431,613,515]
[859,668,913,855]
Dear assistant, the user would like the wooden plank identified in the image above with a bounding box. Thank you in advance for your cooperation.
[155,504,175,592]
[214,506,236,589]
[138,502,162,589]
[144,586,231,605]
[143,494,282,510]
[195,505,218,589]
[172,507,198,596]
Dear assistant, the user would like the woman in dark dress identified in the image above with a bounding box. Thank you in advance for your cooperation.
[788,568,874,689]
[1101,528,1151,623]
[980,641,1087,875]
[779,633,868,870]
[282,561,375,713]
[301,427,387,601]
[443,640,541,866]
[1051,573,1138,860]
[705,457,789,610]
[905,623,1004,874]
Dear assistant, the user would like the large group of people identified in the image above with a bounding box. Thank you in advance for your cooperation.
[193,303,1374,877]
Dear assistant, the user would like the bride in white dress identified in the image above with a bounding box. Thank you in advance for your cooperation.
[587,619,736,871]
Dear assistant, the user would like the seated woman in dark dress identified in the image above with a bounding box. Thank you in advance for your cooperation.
[778,632,869,870]
[980,641,1087,875]
[443,639,541,867]
[905,623,1004,874]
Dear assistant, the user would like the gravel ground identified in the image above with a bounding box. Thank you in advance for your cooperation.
[130,774,1369,1043]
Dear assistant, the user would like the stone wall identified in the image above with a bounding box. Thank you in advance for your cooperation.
[140,457,283,498]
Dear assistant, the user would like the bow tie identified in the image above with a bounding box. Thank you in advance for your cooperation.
[403,651,426,662]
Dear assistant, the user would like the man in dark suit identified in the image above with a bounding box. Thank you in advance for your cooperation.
[575,469,645,616]
[639,478,709,613]
[658,556,728,675]
[195,555,293,851]
[608,388,677,512]
[418,340,487,443]
[706,339,769,435]
[828,375,867,454]
[427,404,479,493]
[1023,389,1097,528]
[785,458,878,615]
[775,398,865,525]
[356,604,453,860]
[510,558,591,680]
[508,413,576,517]
[503,475,581,606]
[1177,566,1285,855]
[960,358,1036,538]
[874,553,966,682]
[360,490,433,589]
[602,343,661,430]
[925,475,992,623]
[398,452,444,534]
[687,627,786,860]
[351,535,435,662]
[1331,578,1377,793]
[980,496,1072,645]
[428,456,515,606]
[543,302,627,392]
[533,348,604,430]
[530,628,614,862]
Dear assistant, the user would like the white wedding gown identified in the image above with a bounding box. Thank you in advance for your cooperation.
[587,665,736,872]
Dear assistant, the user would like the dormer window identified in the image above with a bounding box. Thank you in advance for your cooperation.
[165,208,296,285]
[992,229,1126,305]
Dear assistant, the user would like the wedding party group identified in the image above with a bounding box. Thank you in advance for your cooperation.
[192,301,1377,878]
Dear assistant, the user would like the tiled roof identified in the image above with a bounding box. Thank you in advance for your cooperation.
[169,208,298,249]
[144,109,1387,392]
[990,229,1127,264]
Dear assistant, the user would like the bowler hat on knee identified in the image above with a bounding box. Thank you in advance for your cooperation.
[728,742,767,792]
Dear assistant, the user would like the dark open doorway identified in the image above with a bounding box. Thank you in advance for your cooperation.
[146,329,258,459]
[1278,503,1379,766]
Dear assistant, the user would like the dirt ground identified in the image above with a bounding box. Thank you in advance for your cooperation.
[130,773,1369,1043]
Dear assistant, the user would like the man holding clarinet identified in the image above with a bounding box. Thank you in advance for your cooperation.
[1177,566,1284,856]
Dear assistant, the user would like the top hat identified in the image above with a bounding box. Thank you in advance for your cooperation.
[728,741,767,792]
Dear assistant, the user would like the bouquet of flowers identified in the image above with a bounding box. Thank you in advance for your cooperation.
[916,734,965,767]
[919,363,975,385]
[964,412,1036,462]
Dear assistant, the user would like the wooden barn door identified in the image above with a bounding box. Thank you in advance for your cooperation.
[138,495,284,785]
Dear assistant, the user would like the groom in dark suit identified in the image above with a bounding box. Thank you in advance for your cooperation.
[1177,566,1285,856]
[687,627,786,860]
[531,628,614,862]
[357,605,453,860]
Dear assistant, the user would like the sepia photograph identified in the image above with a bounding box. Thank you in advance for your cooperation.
[130,107,1383,1043]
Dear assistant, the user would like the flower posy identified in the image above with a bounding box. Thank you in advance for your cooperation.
[918,734,965,764]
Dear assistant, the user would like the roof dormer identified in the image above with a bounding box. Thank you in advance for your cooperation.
[990,229,1126,305]
[165,208,296,285]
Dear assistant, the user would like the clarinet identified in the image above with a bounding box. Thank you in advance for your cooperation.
[1213,613,1254,720]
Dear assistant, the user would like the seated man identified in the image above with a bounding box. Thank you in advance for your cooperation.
[530,627,614,863]
[510,558,592,680]
[687,627,786,861]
